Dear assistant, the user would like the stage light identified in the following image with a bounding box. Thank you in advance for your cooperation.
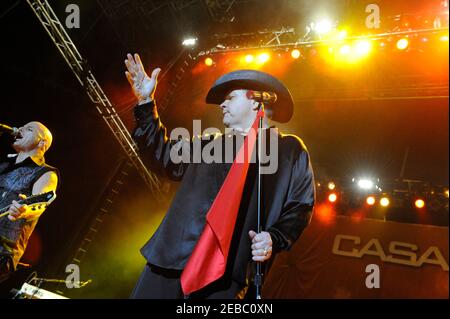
[204,57,213,66]
[339,45,351,55]
[440,35,449,42]
[380,197,390,207]
[257,53,270,64]
[445,189,449,198]
[366,196,376,206]
[291,49,301,59]
[355,40,372,56]
[357,179,374,190]
[316,203,335,224]
[328,182,336,190]
[182,37,197,46]
[314,20,333,34]
[245,54,254,63]
[415,199,425,209]
[328,193,337,203]
[337,30,348,40]
[396,38,409,50]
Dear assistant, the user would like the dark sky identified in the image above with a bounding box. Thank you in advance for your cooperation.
[0,0,447,296]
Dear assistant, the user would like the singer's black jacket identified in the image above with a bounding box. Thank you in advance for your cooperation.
[133,101,315,285]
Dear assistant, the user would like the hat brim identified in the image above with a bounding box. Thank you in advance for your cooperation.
[205,70,294,123]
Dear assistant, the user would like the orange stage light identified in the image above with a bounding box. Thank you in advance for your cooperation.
[257,53,270,64]
[204,57,213,66]
[366,196,376,206]
[380,197,390,207]
[245,54,254,63]
[354,40,372,56]
[337,30,348,40]
[415,199,425,209]
[328,193,337,203]
[339,45,351,55]
[396,38,409,50]
[291,49,301,59]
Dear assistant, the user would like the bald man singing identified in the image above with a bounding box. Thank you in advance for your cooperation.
[0,122,58,285]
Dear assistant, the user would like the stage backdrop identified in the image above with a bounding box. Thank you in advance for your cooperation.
[263,209,449,298]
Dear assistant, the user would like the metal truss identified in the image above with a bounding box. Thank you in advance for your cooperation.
[160,52,196,111]
[96,0,200,51]
[294,83,449,102]
[70,159,132,266]
[27,0,161,194]
[97,0,199,20]
[264,27,296,45]
[204,0,236,22]
[196,27,449,101]
[202,27,450,54]
[95,0,136,20]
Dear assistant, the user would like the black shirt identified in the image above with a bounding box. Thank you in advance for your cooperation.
[0,155,57,268]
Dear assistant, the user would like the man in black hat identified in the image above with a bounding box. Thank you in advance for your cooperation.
[125,53,315,299]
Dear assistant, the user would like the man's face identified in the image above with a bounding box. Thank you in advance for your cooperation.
[13,122,45,152]
[220,89,257,129]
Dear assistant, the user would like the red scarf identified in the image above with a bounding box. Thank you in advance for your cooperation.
[180,110,264,295]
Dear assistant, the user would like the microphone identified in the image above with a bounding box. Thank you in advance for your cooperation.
[0,123,18,136]
[246,90,277,104]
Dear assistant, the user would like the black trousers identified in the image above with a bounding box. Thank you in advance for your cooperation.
[0,255,13,285]
[130,264,246,299]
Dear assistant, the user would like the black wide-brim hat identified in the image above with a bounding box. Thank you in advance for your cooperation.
[205,69,294,123]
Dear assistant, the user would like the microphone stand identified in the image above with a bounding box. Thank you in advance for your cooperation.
[31,277,92,288]
[254,102,265,299]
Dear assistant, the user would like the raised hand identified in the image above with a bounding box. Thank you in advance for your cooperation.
[124,53,161,105]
